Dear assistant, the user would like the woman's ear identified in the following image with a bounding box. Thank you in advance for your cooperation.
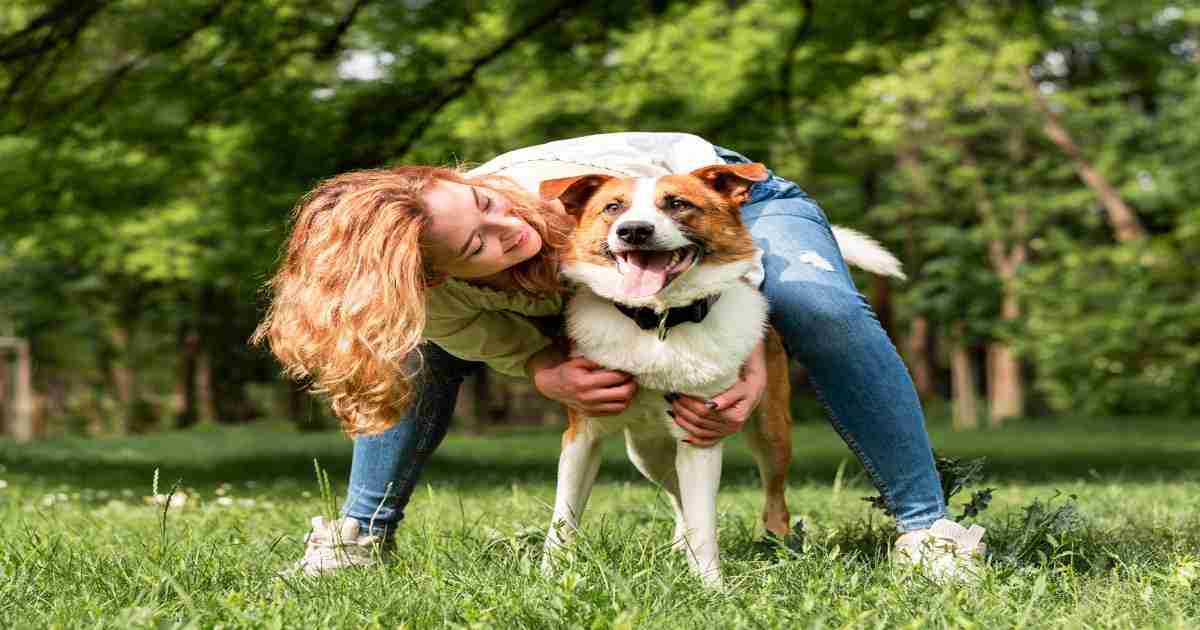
[539,174,613,218]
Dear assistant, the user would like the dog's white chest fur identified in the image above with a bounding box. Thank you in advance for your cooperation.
[566,280,768,399]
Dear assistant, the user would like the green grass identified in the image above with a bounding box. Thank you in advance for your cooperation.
[2,418,1199,628]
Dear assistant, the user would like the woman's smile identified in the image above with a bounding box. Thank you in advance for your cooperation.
[504,225,529,253]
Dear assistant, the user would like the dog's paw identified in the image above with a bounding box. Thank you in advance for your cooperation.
[753,519,805,557]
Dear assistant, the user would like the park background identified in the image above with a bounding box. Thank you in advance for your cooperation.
[1,1,1198,627]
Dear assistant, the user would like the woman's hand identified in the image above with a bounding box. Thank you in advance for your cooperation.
[527,347,638,416]
[670,340,768,447]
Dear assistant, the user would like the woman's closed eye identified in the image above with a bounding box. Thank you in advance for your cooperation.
[473,187,494,213]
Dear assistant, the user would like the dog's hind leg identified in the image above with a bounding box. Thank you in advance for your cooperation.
[543,410,603,575]
[743,328,794,539]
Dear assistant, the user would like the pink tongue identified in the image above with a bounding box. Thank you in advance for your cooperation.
[621,250,674,298]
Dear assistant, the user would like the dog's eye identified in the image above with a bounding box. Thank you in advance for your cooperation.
[604,202,622,214]
[668,197,693,210]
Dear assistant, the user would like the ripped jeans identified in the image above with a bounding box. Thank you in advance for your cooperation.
[340,148,946,535]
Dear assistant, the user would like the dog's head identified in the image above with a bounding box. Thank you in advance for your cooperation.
[541,163,768,307]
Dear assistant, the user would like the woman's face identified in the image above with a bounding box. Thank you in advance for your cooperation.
[421,179,544,280]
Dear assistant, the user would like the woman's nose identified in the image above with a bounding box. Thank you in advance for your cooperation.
[487,213,523,231]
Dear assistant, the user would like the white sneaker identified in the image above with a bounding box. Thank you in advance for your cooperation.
[288,516,392,577]
[893,518,986,582]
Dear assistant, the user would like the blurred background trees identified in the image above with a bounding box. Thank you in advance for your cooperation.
[1,0,1196,439]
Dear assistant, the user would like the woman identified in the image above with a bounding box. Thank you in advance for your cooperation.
[253,132,985,581]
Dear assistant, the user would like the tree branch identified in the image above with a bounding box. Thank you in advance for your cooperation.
[0,0,107,61]
[777,0,815,149]
[338,0,579,169]
[314,0,374,60]
[81,2,230,115]
[1018,65,1146,242]
[393,0,577,159]
[1,0,107,109]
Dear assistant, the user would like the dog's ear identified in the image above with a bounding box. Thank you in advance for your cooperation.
[539,174,613,217]
[690,163,769,206]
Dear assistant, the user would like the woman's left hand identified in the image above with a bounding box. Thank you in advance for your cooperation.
[669,340,768,447]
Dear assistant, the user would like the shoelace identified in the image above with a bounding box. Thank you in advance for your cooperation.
[303,517,381,551]
[926,519,986,557]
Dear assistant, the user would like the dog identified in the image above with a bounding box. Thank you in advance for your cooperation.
[538,163,905,587]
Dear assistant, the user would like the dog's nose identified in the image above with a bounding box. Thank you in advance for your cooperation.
[616,221,654,245]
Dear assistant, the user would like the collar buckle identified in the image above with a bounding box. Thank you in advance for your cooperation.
[613,294,722,340]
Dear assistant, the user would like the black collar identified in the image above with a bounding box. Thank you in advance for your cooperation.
[614,294,721,340]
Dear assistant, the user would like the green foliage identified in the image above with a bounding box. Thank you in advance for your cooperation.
[1022,237,1200,415]
[863,452,995,521]
[1,0,1198,427]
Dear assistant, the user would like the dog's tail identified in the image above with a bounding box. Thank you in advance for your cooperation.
[831,226,907,281]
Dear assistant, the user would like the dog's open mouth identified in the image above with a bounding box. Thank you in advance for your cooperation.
[612,246,699,299]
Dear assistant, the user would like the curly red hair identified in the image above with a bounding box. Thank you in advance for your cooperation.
[252,166,573,436]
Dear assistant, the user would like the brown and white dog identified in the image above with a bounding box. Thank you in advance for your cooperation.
[538,163,904,587]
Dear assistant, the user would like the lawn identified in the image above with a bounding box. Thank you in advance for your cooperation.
[2,418,1199,628]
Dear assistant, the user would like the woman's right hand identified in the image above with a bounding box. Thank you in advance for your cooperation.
[529,352,638,416]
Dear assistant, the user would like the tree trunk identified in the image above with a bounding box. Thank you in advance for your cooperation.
[1020,67,1146,242]
[950,323,979,431]
[0,351,9,432]
[987,286,1024,426]
[463,369,512,432]
[985,245,1026,426]
[0,338,36,442]
[106,286,158,433]
[987,345,1022,425]
[287,383,323,431]
[905,316,936,402]
[200,285,261,424]
[870,275,896,345]
[107,322,136,435]
[175,324,201,428]
[960,136,1028,427]
[195,345,217,424]
[469,370,491,433]
[13,340,34,442]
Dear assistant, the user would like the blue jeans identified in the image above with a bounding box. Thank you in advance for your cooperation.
[341,149,946,534]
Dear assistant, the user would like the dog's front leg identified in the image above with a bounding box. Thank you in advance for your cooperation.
[542,418,602,575]
[676,441,724,588]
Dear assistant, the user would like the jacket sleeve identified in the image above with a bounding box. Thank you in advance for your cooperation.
[422,309,552,377]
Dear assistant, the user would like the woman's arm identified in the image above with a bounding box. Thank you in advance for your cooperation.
[526,345,638,416]
[427,309,638,416]
[669,338,768,447]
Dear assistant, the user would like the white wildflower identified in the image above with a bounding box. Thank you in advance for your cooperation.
[147,493,187,508]
[216,497,234,507]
